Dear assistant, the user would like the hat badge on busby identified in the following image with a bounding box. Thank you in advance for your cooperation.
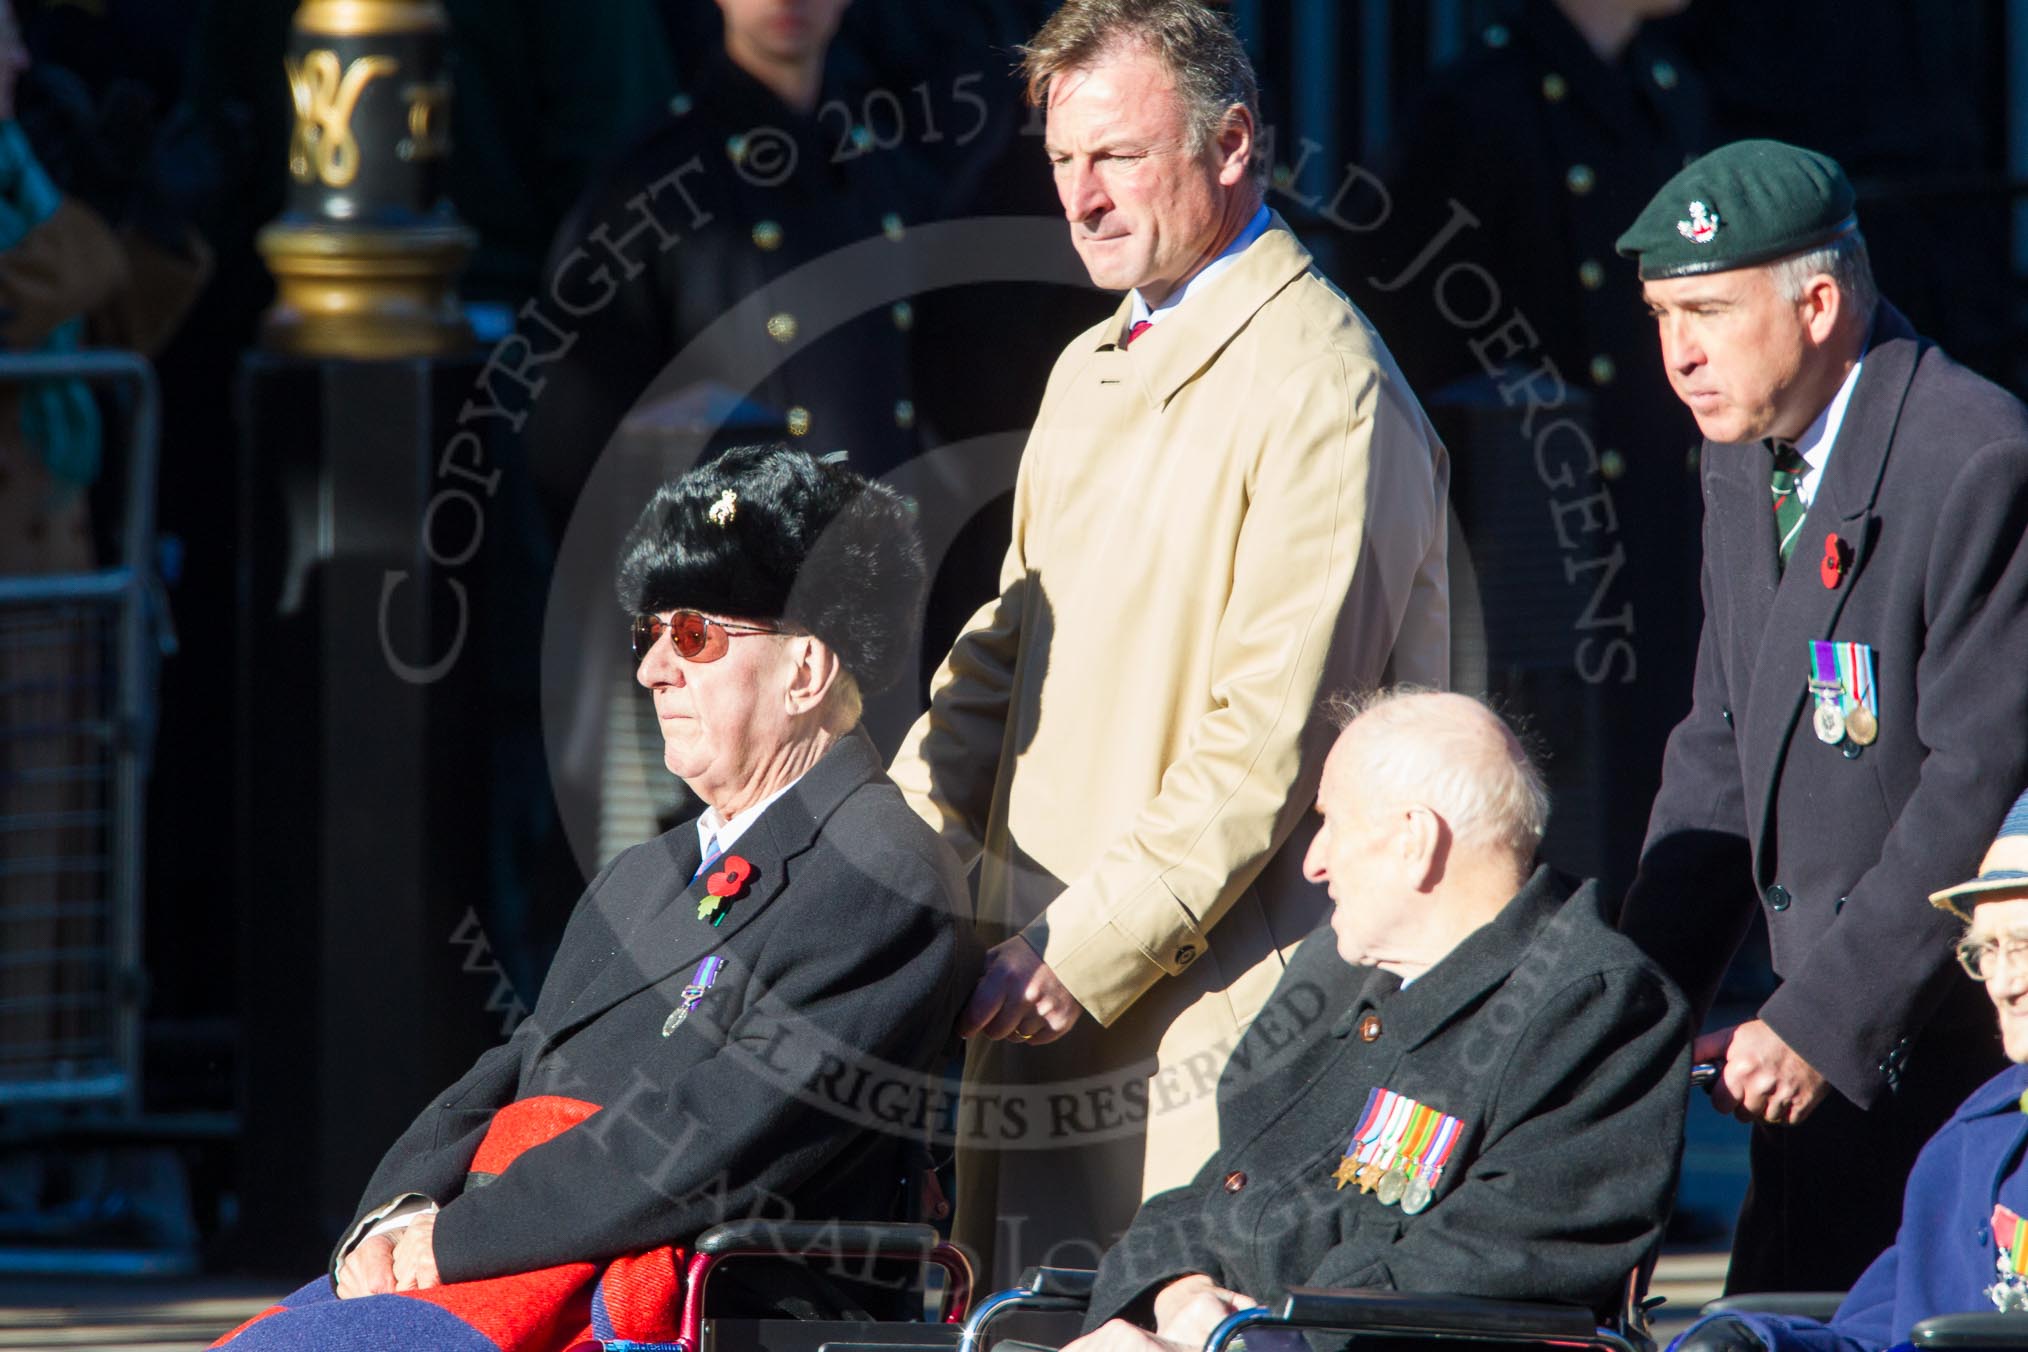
[1931,790,2028,922]
[1677,201,1720,244]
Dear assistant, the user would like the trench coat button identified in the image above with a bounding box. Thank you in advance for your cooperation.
[785,406,811,437]
[752,220,784,251]
[767,313,799,343]
[1542,72,1568,102]
[1578,259,1605,291]
[1843,742,1864,760]
[1765,883,1791,912]
[1566,164,1596,196]
[1358,1013,1383,1042]
[1589,354,1616,386]
[1599,449,1626,481]
[1223,1171,1247,1193]
[1175,944,1197,967]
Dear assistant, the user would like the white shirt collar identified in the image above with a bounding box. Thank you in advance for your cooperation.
[1126,203,1272,335]
[697,777,801,858]
[1792,356,1865,505]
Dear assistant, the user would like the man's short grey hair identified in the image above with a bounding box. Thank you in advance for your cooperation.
[1770,230,1879,332]
[1019,0,1266,181]
[1322,686,1551,859]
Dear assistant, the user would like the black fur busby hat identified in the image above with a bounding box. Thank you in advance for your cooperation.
[615,444,927,694]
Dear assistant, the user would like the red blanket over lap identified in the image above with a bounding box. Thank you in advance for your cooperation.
[212,1096,685,1352]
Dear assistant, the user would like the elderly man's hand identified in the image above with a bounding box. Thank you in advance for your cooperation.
[391,1212,443,1292]
[334,1234,396,1299]
[1152,1273,1259,1347]
[1696,1021,1829,1126]
[961,936,1083,1044]
[1062,1318,1192,1352]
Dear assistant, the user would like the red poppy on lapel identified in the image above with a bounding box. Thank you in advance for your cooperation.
[698,855,755,923]
[1821,532,1849,590]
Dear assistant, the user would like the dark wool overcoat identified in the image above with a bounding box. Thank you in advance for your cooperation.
[1086,868,1689,1325]
[340,731,978,1283]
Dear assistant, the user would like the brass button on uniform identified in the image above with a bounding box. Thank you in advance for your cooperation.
[1541,72,1568,102]
[752,220,783,251]
[1566,163,1596,196]
[1589,354,1616,386]
[1599,449,1626,481]
[1223,1171,1247,1193]
[767,313,799,343]
[785,406,811,437]
[894,399,916,429]
[1578,259,1605,291]
[890,301,914,331]
[1652,60,1679,90]
[1358,1013,1383,1043]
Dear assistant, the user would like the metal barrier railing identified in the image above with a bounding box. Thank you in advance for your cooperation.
[0,350,163,1116]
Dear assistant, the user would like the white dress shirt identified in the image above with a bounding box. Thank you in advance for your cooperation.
[1792,356,1866,508]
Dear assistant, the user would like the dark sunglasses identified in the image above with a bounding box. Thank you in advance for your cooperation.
[632,610,785,664]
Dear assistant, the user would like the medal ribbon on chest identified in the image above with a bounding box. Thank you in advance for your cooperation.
[1989,1204,2028,1311]
[1807,640,1879,747]
[1331,1087,1463,1214]
[660,955,726,1037]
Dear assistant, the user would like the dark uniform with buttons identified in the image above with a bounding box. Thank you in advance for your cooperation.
[1618,141,2028,1292]
[526,49,927,532]
[1083,869,1688,1326]
[1352,1,1714,901]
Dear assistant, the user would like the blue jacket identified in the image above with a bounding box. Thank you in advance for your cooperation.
[1674,1063,2028,1352]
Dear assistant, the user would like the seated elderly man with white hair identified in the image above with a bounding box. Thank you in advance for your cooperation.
[1062,689,1691,1352]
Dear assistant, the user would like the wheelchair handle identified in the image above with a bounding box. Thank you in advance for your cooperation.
[1691,1061,1720,1089]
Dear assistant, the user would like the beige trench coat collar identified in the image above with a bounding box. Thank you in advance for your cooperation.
[1097,210,1315,411]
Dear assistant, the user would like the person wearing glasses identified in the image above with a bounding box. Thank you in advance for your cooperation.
[213,444,977,1348]
[1670,790,2028,1352]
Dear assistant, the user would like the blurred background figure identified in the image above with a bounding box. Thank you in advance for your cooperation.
[1351,0,1712,906]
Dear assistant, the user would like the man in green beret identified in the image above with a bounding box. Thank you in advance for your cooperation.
[1615,138,2028,1292]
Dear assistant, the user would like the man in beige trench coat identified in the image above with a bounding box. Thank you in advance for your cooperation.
[888,0,1451,1285]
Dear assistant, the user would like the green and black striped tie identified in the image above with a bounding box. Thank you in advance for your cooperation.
[1769,439,1810,569]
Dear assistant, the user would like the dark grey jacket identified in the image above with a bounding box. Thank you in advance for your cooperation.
[342,731,978,1283]
[1620,303,2028,1107]
[1087,869,1689,1326]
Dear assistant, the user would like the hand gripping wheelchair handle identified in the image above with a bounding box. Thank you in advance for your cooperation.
[680,1221,975,1352]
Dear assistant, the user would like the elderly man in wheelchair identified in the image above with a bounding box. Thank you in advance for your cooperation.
[965,690,1692,1352]
[210,445,980,1350]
